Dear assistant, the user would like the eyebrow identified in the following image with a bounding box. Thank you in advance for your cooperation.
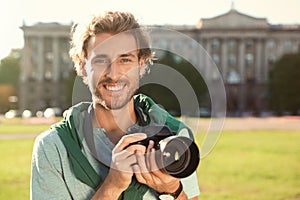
[119,53,137,58]
[90,52,138,61]
[91,54,108,59]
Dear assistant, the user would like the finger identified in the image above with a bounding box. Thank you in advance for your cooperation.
[147,140,154,153]
[135,150,150,174]
[113,133,147,153]
[148,148,161,174]
[132,164,147,185]
[112,154,137,173]
[133,151,153,185]
[126,144,146,154]
[146,140,154,169]
[112,144,145,164]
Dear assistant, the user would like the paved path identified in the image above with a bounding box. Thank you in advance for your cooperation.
[0,133,39,140]
[1,117,299,140]
[181,116,300,133]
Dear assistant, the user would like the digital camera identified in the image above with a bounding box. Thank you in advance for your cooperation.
[127,125,200,178]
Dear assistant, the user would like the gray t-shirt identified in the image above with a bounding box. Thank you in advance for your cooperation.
[30,112,200,200]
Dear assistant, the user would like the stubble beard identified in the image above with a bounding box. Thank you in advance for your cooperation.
[93,78,139,110]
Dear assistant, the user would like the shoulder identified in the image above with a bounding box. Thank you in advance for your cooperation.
[32,129,67,166]
[34,129,62,148]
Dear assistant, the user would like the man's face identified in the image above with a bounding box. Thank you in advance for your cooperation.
[84,32,144,110]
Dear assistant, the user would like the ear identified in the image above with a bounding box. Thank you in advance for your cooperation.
[139,59,146,77]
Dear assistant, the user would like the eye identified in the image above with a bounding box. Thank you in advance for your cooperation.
[92,58,110,65]
[120,58,131,63]
[95,59,107,64]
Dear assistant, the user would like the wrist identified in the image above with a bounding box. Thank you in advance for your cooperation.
[161,180,181,194]
[92,172,128,200]
[92,178,124,200]
[158,181,183,200]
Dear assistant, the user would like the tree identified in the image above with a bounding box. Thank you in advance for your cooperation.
[139,50,209,116]
[64,69,77,108]
[269,52,300,115]
[0,49,21,88]
[0,49,21,112]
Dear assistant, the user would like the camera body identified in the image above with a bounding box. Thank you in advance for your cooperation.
[127,125,200,178]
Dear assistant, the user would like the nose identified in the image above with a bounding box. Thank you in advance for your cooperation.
[104,61,121,80]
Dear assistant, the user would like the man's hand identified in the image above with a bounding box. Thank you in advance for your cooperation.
[109,133,147,189]
[92,133,147,199]
[132,140,185,197]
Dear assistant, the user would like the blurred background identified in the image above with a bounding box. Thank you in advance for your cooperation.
[0,0,300,199]
[1,0,300,117]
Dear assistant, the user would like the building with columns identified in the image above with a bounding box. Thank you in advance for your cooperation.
[199,8,300,115]
[19,8,300,115]
[19,22,73,112]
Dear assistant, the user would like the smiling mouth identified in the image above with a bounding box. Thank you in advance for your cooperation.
[104,83,126,92]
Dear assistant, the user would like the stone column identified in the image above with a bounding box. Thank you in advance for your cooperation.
[238,39,246,114]
[255,38,262,83]
[221,38,228,81]
[198,38,205,76]
[263,40,269,82]
[20,36,30,82]
[277,39,285,58]
[52,37,60,82]
[37,36,44,82]
[204,38,211,80]
[19,36,30,111]
[238,39,245,83]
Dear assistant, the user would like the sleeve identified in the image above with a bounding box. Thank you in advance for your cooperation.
[30,131,73,200]
[181,171,200,199]
[178,128,201,198]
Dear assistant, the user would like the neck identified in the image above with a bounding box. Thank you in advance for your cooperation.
[93,99,137,144]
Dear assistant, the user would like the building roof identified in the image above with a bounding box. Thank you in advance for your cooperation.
[197,8,268,30]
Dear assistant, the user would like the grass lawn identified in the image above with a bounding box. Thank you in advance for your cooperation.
[0,117,56,134]
[0,139,34,200]
[0,121,299,199]
[0,124,51,134]
[197,130,300,200]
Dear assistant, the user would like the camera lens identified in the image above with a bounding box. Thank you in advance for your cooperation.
[156,136,200,178]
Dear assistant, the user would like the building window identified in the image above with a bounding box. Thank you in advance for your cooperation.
[29,71,37,81]
[45,70,53,81]
[267,39,276,49]
[189,40,197,49]
[246,39,254,49]
[284,40,292,49]
[212,39,220,49]
[245,53,254,65]
[212,54,220,64]
[229,54,236,65]
[175,40,181,49]
[61,52,70,64]
[29,37,38,49]
[45,52,53,63]
[268,55,276,64]
[229,39,236,49]
[227,69,241,84]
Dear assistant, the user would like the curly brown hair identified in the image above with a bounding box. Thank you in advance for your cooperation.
[69,11,153,78]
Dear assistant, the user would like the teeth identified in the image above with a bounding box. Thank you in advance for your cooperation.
[106,84,124,91]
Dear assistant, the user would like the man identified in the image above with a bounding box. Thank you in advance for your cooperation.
[31,11,200,200]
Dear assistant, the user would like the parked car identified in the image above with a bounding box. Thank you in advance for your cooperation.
[43,107,62,118]
[198,108,211,118]
[4,109,21,119]
[22,110,33,118]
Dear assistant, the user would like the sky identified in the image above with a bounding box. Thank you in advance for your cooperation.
[1,0,300,60]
